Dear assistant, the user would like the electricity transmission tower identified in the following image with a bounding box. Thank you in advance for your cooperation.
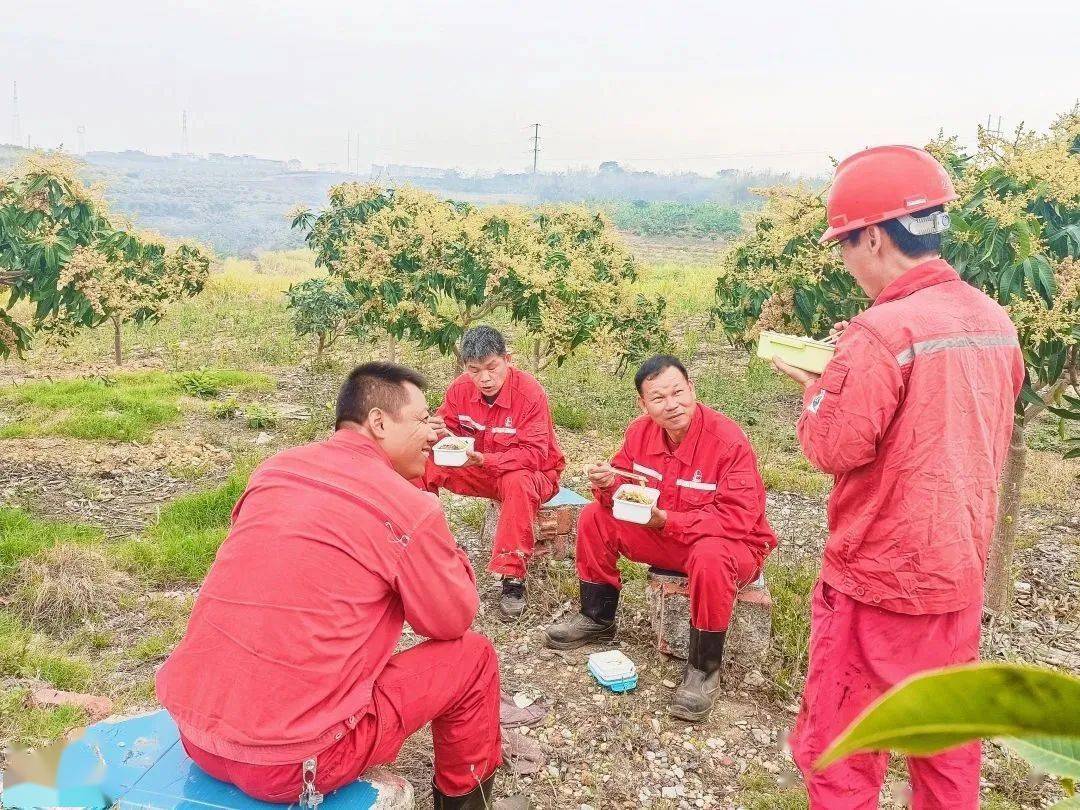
[181,110,190,154]
[530,123,541,173]
[12,82,21,147]
[76,125,86,154]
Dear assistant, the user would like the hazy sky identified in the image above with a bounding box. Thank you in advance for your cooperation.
[4,0,1078,175]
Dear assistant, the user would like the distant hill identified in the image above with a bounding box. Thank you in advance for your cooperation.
[0,146,814,258]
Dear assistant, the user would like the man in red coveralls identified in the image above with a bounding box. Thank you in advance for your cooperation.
[422,325,565,619]
[157,363,502,810]
[772,146,1025,808]
[545,355,777,722]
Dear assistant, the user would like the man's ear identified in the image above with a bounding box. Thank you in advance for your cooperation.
[367,408,386,438]
[866,224,885,254]
[636,395,647,415]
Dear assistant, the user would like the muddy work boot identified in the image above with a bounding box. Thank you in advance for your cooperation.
[433,775,495,809]
[544,582,619,649]
[668,628,726,723]
[499,578,527,620]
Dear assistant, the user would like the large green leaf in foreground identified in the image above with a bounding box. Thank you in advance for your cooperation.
[816,663,1080,776]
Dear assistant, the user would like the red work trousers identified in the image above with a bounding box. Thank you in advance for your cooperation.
[576,502,762,631]
[181,632,502,802]
[790,580,982,809]
[423,462,559,579]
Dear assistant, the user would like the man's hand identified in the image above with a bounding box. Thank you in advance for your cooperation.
[586,462,616,489]
[427,415,451,439]
[772,357,821,391]
[462,450,485,468]
[645,506,667,530]
[829,320,850,341]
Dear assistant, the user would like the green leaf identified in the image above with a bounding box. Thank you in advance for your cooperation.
[1003,737,1080,780]
[816,663,1080,769]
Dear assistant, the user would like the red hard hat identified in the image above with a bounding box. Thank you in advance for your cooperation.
[819,145,957,244]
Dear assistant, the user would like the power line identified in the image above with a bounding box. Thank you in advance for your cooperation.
[12,82,21,147]
[530,123,540,173]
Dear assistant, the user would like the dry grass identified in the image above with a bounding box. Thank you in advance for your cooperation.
[9,543,134,633]
[1021,449,1080,509]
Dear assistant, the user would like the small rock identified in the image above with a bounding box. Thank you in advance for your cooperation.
[662,679,677,689]
[31,688,113,722]
[513,693,535,709]
[662,787,678,800]
[743,670,766,688]
[252,432,272,445]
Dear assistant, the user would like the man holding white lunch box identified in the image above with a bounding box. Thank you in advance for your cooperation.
[421,325,565,620]
[545,355,777,722]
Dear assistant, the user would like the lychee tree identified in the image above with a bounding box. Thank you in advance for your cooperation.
[0,154,210,363]
[291,185,667,372]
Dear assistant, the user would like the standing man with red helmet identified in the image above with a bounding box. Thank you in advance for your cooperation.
[773,146,1024,808]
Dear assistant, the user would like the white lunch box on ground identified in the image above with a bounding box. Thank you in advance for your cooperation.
[432,436,475,467]
[756,330,836,374]
[588,649,638,693]
[612,484,660,525]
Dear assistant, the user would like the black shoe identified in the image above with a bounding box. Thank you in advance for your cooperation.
[668,628,726,723]
[545,582,619,649]
[500,578,527,620]
[433,775,495,809]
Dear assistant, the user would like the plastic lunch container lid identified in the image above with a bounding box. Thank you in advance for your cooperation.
[588,650,637,680]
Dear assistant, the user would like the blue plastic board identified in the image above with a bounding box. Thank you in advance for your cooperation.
[5,710,382,810]
[543,486,589,508]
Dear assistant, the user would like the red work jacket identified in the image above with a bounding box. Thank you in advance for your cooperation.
[155,429,479,764]
[798,259,1024,614]
[595,404,777,554]
[438,366,565,477]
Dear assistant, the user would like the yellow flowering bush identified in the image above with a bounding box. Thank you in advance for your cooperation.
[0,155,210,362]
[293,184,667,369]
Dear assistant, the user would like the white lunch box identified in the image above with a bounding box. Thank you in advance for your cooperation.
[612,484,660,525]
[432,436,475,467]
[756,330,836,374]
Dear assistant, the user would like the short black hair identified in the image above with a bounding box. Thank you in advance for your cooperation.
[846,205,943,258]
[460,325,507,363]
[634,354,689,395]
[335,362,428,429]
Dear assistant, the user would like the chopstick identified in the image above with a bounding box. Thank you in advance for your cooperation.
[820,333,839,346]
[610,467,649,483]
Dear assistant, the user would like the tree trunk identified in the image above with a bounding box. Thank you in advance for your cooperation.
[985,417,1027,615]
[533,339,541,374]
[386,334,397,363]
[112,318,123,366]
[316,332,326,363]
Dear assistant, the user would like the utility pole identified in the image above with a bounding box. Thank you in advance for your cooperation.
[354,133,360,175]
[12,82,21,147]
[530,123,541,173]
[181,109,190,154]
[346,132,351,174]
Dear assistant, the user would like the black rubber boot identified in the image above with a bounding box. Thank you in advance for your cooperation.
[668,628,726,723]
[432,775,495,809]
[544,582,619,650]
[499,578,527,620]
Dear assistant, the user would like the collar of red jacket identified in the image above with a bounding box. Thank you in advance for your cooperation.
[467,365,515,409]
[644,402,704,463]
[327,427,394,468]
[872,257,960,307]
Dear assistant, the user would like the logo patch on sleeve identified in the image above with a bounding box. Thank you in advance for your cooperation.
[808,390,827,414]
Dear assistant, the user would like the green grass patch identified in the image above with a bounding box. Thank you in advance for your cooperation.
[0,686,88,747]
[734,765,808,810]
[1,610,94,691]
[0,507,103,584]
[116,469,250,584]
[0,370,273,442]
[131,626,184,662]
[552,400,588,430]
[766,559,818,699]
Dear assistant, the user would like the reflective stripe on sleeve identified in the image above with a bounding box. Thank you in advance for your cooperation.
[895,333,1019,367]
